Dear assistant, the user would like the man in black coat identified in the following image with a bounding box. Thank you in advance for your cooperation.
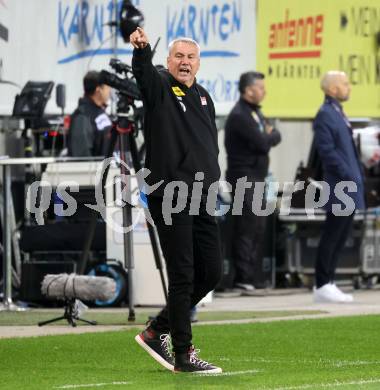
[130,27,222,374]
[68,71,112,157]
[224,71,281,292]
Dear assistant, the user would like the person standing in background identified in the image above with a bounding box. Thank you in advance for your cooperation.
[313,71,365,303]
[68,71,112,157]
[224,71,281,293]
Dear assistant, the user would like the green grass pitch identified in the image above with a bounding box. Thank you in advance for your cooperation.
[1,315,380,389]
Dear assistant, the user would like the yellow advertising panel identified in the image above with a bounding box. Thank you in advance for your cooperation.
[257,0,380,118]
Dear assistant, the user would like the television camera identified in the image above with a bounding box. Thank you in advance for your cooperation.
[100,59,141,102]
[100,57,145,167]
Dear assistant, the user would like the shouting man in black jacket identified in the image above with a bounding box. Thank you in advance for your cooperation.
[130,27,222,374]
[225,71,281,293]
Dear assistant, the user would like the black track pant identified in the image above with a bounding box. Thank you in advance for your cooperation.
[148,196,222,353]
[228,174,267,285]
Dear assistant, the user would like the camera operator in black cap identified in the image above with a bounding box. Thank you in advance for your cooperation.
[68,71,112,157]
[130,27,222,374]
[224,71,281,293]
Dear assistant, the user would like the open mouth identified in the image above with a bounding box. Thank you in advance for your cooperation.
[179,68,190,76]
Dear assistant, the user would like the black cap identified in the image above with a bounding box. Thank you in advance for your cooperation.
[238,71,265,94]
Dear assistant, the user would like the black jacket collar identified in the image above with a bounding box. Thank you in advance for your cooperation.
[240,97,261,111]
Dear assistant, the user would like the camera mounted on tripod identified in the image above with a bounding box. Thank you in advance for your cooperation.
[97,0,145,132]
[100,58,142,135]
[98,0,145,120]
[99,59,141,103]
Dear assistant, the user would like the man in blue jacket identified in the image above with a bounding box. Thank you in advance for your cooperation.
[313,71,365,303]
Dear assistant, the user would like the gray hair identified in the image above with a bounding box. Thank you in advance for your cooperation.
[320,71,346,92]
[168,37,200,56]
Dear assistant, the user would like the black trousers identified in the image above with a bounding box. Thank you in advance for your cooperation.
[229,175,267,285]
[315,212,355,288]
[148,196,222,353]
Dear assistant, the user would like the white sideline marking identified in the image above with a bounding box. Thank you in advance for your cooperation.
[271,378,380,390]
[217,357,380,367]
[201,369,261,377]
[54,381,132,389]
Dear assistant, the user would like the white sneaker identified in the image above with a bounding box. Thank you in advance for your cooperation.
[330,283,354,302]
[234,283,255,291]
[313,283,348,303]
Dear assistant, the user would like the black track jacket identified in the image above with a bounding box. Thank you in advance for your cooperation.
[132,44,220,197]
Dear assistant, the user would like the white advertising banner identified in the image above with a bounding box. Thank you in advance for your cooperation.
[0,0,256,116]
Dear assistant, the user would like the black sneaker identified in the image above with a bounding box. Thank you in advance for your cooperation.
[174,346,222,374]
[135,326,174,371]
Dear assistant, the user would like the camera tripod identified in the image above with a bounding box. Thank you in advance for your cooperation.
[78,99,168,322]
[38,299,97,327]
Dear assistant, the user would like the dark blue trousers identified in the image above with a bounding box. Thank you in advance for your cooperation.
[315,212,355,288]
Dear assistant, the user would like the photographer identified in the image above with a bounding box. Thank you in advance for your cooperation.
[130,27,222,374]
[68,71,112,157]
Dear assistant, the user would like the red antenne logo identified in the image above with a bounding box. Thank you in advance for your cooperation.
[268,9,324,60]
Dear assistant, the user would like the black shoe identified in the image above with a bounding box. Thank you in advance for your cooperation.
[174,346,222,374]
[135,326,174,371]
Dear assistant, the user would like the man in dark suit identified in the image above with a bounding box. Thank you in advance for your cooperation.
[224,71,281,292]
[313,71,365,303]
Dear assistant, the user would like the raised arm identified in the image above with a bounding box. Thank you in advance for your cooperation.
[130,27,148,50]
[130,27,163,109]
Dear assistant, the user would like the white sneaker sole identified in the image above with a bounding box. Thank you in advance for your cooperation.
[196,367,223,374]
[313,295,348,303]
[174,367,223,374]
[135,334,174,372]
